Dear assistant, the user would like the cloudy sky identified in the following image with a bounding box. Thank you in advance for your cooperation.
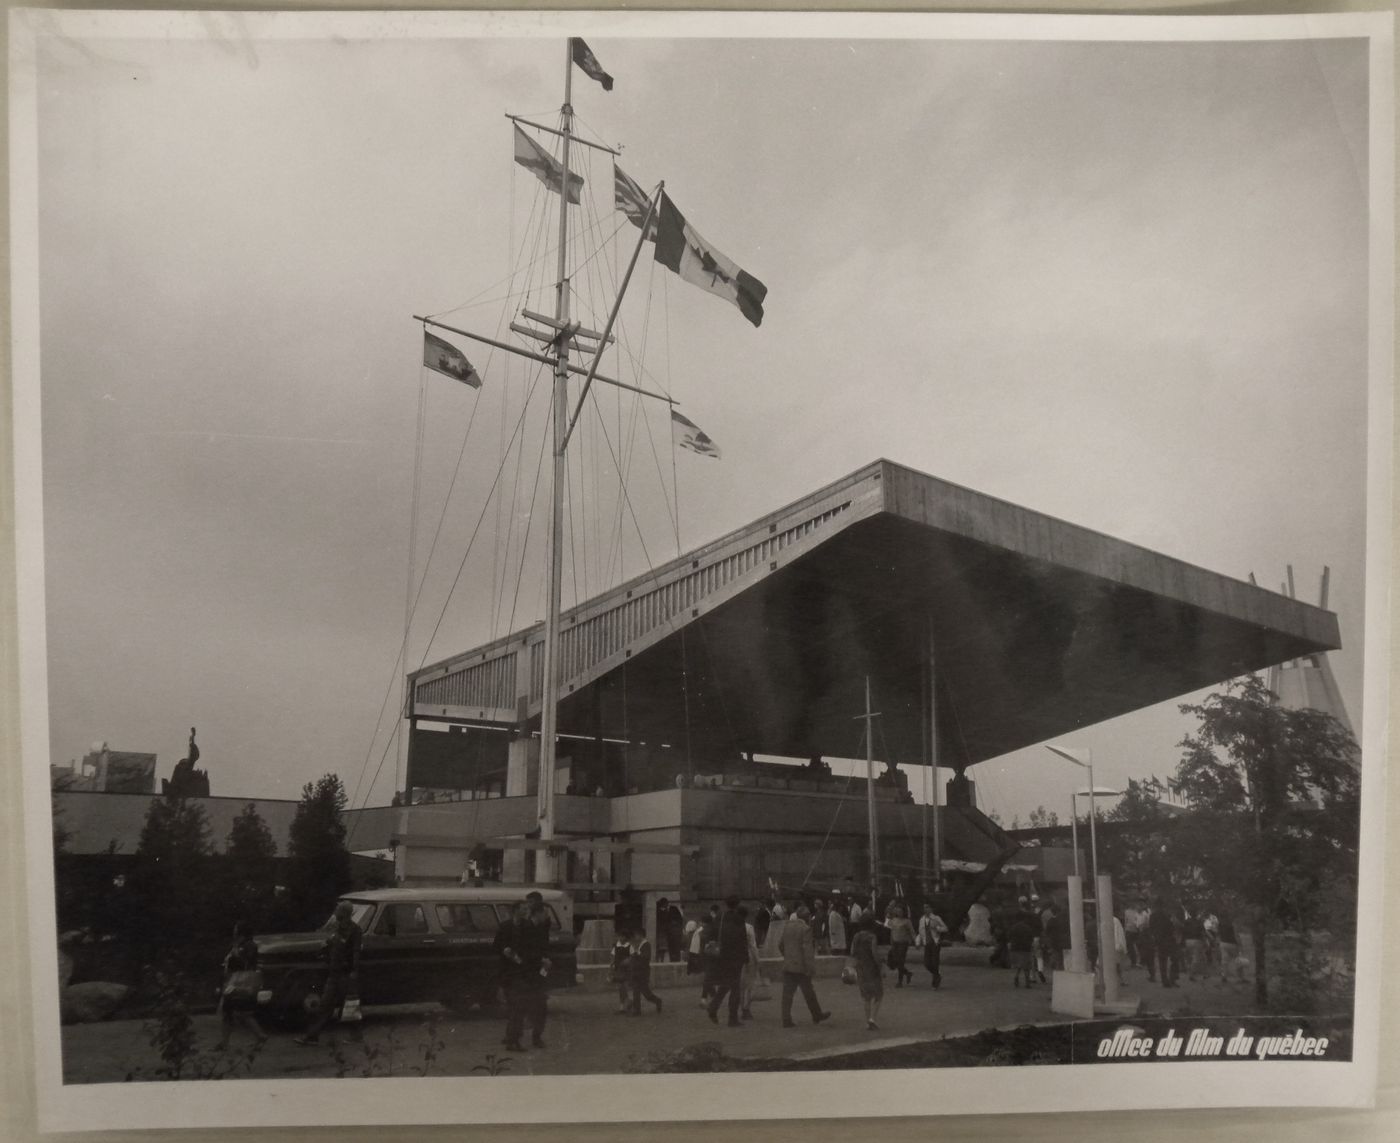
[24,13,1374,827]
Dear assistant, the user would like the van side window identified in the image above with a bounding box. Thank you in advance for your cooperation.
[492,903,560,929]
[435,904,474,933]
[467,905,499,931]
[375,903,429,936]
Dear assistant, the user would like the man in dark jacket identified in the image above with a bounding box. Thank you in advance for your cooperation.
[295,901,362,1045]
[706,897,750,1027]
[1147,896,1180,988]
[496,900,552,1050]
[778,905,831,1027]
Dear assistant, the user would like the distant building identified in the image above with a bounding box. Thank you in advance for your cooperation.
[50,744,156,795]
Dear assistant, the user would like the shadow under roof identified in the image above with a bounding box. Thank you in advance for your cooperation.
[409,460,1340,771]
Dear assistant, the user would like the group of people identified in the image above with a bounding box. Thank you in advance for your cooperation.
[976,889,1247,992]
[687,896,833,1029]
[1123,897,1244,988]
[987,894,1063,987]
[676,892,953,1033]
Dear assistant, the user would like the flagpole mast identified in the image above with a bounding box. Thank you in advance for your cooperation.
[864,676,879,901]
[561,185,662,450]
[535,40,575,885]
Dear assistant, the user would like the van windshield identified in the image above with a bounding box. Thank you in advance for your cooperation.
[321,900,376,932]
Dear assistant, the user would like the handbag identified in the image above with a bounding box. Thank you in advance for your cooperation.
[221,968,262,1004]
[840,964,857,986]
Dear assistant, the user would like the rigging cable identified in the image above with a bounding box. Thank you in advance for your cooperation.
[503,387,555,641]
[348,362,551,838]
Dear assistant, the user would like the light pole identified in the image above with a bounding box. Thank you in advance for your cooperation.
[1045,744,1099,892]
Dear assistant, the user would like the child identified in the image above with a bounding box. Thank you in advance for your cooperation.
[627,927,664,1015]
[611,930,633,1014]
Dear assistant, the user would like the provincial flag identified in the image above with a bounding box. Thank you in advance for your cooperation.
[654,192,766,328]
[513,124,583,205]
[671,409,721,459]
[614,164,656,239]
[423,331,482,388]
[570,37,614,91]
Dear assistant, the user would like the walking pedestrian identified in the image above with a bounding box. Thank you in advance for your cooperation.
[915,902,949,989]
[707,897,749,1027]
[611,929,633,1014]
[698,904,721,1006]
[1216,909,1244,983]
[753,899,773,949]
[849,916,885,1030]
[827,903,848,956]
[778,905,831,1027]
[216,921,261,1049]
[1148,896,1180,987]
[813,900,831,955]
[664,899,685,964]
[295,902,362,1045]
[1124,899,1149,968]
[626,927,664,1015]
[1181,907,1207,981]
[1008,898,1039,988]
[740,906,762,1020]
[885,902,915,987]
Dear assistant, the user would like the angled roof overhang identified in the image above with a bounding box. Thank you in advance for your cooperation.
[409,460,1340,769]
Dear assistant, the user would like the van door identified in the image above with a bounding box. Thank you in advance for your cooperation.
[433,901,503,1006]
[362,902,442,1003]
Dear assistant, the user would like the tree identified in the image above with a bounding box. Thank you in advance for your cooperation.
[284,773,352,929]
[1098,778,1178,900]
[223,802,279,932]
[1174,674,1360,1006]
[1026,805,1059,828]
[123,796,215,968]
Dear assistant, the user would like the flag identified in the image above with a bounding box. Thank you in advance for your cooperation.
[654,192,766,327]
[671,409,721,459]
[513,125,583,205]
[570,37,614,91]
[423,331,482,388]
[614,164,656,239]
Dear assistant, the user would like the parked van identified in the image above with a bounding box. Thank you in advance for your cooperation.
[254,887,576,1028]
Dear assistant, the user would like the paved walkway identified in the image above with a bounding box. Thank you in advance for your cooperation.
[59,961,1260,1082]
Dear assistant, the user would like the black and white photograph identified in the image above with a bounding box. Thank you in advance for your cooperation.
[7,7,1393,1132]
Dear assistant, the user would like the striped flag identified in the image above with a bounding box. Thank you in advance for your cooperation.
[671,410,720,459]
[614,164,656,239]
[423,331,482,388]
[570,37,614,91]
[513,124,583,205]
[654,192,766,328]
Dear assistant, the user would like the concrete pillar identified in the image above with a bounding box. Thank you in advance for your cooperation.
[1098,874,1118,1005]
[502,844,528,884]
[1066,875,1088,974]
[506,734,534,797]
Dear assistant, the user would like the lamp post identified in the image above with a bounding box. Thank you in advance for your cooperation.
[1045,744,1099,893]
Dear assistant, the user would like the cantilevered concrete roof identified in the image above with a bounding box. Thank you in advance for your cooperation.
[409,460,1340,770]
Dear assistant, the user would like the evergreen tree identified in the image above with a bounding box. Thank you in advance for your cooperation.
[123,796,215,967]
[223,802,278,932]
[284,773,351,928]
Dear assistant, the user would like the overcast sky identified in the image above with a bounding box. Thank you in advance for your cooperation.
[28,15,1373,827]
